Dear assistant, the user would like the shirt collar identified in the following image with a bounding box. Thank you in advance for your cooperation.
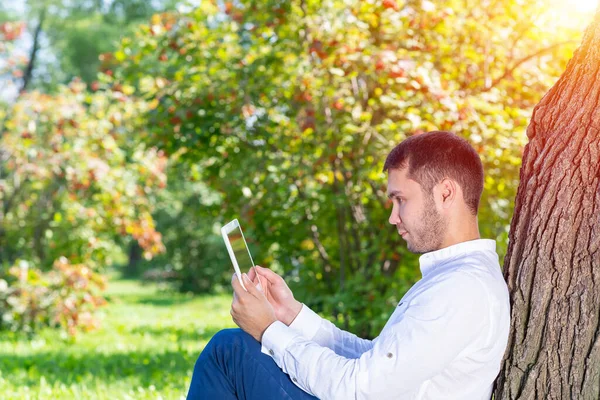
[418,239,496,278]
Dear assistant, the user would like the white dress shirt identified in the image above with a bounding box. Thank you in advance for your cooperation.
[260,239,510,399]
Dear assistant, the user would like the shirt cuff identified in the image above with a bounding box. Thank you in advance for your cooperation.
[260,320,300,368]
[288,303,322,340]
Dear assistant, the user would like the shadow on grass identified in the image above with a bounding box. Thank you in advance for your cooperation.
[130,325,224,342]
[103,292,199,307]
[0,325,239,391]
[114,290,221,307]
[0,348,198,389]
[133,295,196,307]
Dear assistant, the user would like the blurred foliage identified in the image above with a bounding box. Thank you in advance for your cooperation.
[130,160,233,293]
[0,258,106,335]
[108,0,584,337]
[0,81,166,269]
[0,0,182,91]
[0,25,167,334]
[0,20,29,97]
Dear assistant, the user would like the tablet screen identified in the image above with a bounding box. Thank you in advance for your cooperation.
[226,226,254,273]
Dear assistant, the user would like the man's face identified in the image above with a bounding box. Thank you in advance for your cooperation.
[386,167,447,254]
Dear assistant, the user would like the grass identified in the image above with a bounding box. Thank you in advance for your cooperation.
[0,279,236,399]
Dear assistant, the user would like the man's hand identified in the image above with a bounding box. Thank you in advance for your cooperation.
[247,266,302,326]
[231,273,277,342]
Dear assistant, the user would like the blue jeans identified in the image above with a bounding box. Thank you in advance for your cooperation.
[187,328,320,399]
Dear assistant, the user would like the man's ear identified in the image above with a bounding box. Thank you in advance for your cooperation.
[436,178,457,208]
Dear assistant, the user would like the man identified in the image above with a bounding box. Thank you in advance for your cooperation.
[187,131,510,399]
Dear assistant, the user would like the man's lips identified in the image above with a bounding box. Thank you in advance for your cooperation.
[398,230,408,237]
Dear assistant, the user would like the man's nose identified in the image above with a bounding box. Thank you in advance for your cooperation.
[389,210,400,225]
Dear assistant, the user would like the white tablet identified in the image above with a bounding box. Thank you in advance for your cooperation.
[221,219,262,292]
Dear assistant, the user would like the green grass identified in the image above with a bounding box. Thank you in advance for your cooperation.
[0,279,236,399]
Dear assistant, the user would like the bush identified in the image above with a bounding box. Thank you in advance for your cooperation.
[0,80,166,335]
[0,257,106,336]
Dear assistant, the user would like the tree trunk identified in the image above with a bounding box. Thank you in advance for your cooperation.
[125,241,142,277]
[495,9,600,400]
[20,9,46,93]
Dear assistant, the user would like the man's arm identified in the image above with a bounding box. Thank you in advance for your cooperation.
[251,266,373,358]
[288,303,374,358]
[260,272,488,399]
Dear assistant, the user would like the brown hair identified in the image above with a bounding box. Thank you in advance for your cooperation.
[382,131,484,215]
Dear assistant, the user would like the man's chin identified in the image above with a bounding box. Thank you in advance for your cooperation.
[407,246,426,255]
[406,242,420,254]
[406,240,433,255]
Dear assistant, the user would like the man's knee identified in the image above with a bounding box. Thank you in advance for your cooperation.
[211,328,254,347]
[200,328,256,358]
[188,330,250,399]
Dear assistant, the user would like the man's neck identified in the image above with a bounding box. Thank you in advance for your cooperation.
[440,224,481,249]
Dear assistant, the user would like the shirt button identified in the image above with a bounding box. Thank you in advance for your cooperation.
[269,349,274,356]
[292,377,298,383]
[387,352,393,358]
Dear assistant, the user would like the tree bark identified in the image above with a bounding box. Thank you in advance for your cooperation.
[495,9,600,400]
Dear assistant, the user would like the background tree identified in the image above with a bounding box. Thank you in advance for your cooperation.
[0,80,167,334]
[0,3,171,335]
[0,0,181,93]
[495,6,600,399]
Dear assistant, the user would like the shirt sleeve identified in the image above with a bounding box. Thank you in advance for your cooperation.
[260,272,488,400]
[286,303,374,358]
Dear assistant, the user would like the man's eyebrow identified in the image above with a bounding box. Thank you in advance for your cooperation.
[387,190,404,199]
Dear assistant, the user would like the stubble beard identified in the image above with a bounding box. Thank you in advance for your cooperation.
[406,196,447,254]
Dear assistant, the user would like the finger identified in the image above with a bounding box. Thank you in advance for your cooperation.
[231,273,247,298]
[254,265,283,283]
[230,310,239,327]
[243,273,263,299]
[230,299,236,321]
[249,267,264,286]
[247,267,256,281]
[255,273,264,292]
[231,274,244,295]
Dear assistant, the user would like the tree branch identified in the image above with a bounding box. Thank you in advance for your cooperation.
[479,41,579,93]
